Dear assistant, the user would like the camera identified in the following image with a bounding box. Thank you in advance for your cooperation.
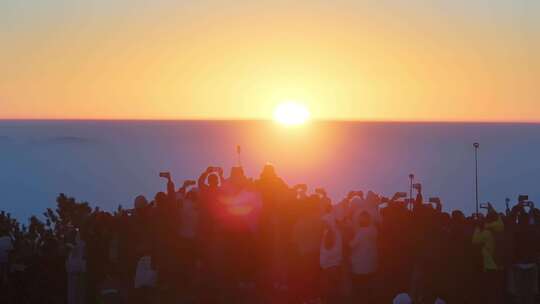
[518,195,529,202]
[347,191,363,199]
[394,192,408,199]
[413,183,422,191]
[315,188,326,196]
[429,197,441,204]
[480,203,489,209]
[404,198,414,204]
[159,172,171,179]
[184,180,196,186]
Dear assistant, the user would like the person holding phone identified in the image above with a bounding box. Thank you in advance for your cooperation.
[253,163,289,296]
[159,172,176,203]
[349,211,379,303]
[507,198,539,304]
[472,203,504,304]
[176,185,200,299]
[197,167,225,226]
[196,166,225,302]
[175,179,196,201]
[319,208,343,304]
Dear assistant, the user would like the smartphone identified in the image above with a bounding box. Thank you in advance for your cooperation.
[519,195,529,202]
[413,183,422,190]
[184,180,196,186]
[315,188,326,195]
[347,191,363,199]
[479,203,489,209]
[429,197,441,204]
[378,202,389,209]
[159,172,171,179]
[394,192,407,199]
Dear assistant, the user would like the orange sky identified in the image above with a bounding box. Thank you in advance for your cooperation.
[1,1,539,121]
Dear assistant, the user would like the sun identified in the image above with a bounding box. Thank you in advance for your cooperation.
[274,101,311,125]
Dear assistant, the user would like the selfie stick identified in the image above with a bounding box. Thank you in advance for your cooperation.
[236,145,242,167]
[474,143,480,215]
[409,174,414,210]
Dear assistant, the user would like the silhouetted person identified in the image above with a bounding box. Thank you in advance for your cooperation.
[197,166,226,302]
[291,194,323,303]
[8,163,540,304]
[349,211,378,302]
[66,232,86,304]
[508,202,539,304]
[0,234,13,288]
[472,203,504,304]
[319,203,343,304]
[253,164,289,297]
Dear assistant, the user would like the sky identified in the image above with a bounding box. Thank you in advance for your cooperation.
[1,0,539,121]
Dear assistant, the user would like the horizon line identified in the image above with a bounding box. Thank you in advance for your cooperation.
[1,117,540,124]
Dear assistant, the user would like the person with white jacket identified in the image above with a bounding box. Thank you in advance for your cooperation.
[349,211,378,303]
[320,211,343,303]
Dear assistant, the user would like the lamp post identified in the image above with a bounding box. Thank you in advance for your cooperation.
[474,142,480,215]
[409,173,414,210]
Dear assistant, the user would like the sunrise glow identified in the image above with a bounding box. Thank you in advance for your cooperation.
[1,1,538,122]
[274,102,311,125]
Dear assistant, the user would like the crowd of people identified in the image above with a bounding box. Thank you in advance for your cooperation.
[1,164,540,304]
